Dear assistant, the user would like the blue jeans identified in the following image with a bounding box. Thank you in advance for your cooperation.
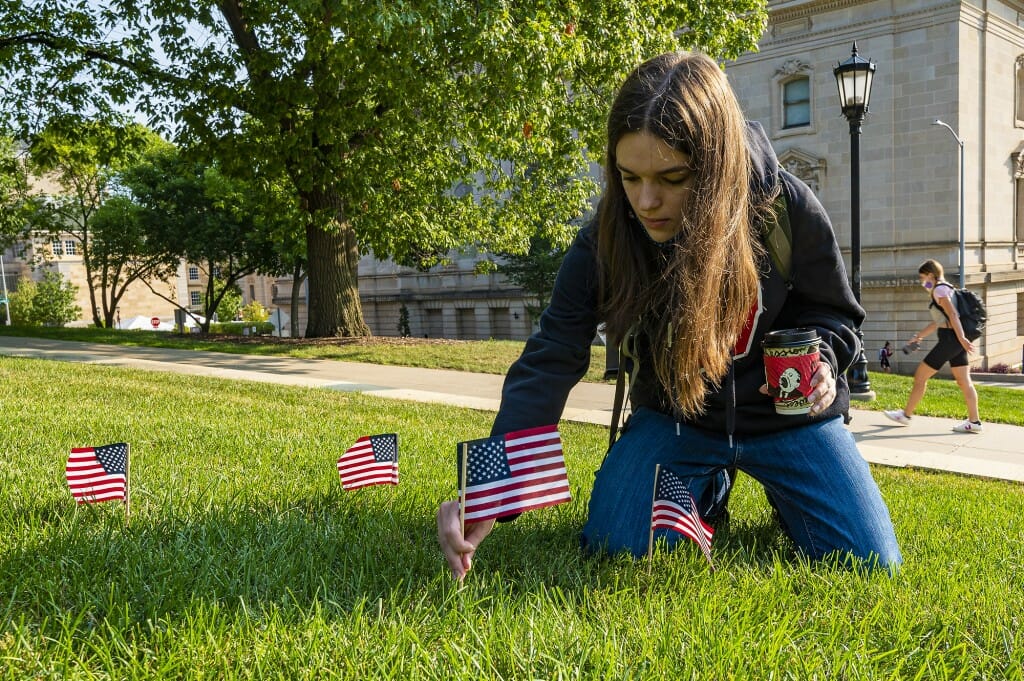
[581,408,902,570]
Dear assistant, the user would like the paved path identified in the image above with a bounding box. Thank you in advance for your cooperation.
[2,335,1022,483]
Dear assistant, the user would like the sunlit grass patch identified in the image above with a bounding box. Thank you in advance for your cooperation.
[1,357,1022,679]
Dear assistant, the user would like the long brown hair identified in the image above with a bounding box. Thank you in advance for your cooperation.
[598,52,768,418]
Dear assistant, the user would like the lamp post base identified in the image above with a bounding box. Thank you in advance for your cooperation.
[846,328,876,401]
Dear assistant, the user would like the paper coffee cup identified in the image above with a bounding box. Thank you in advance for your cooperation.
[762,328,821,415]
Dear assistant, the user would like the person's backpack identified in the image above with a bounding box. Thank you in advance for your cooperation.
[761,189,793,286]
[953,287,987,341]
[934,283,987,341]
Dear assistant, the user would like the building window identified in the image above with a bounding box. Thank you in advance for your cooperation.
[190,291,202,307]
[64,240,76,256]
[188,266,199,281]
[783,77,811,128]
[51,239,63,256]
[1016,56,1024,127]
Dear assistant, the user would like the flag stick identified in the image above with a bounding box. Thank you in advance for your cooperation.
[124,443,131,523]
[459,442,468,540]
[647,464,660,566]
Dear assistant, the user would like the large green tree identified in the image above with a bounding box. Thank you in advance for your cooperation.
[0,136,33,251]
[0,0,767,337]
[20,115,164,327]
[496,231,570,324]
[120,146,292,332]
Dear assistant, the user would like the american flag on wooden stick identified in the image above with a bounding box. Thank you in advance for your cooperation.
[457,424,570,522]
[337,434,399,490]
[650,465,714,566]
[66,443,128,504]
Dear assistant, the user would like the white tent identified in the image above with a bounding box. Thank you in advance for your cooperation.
[119,315,174,332]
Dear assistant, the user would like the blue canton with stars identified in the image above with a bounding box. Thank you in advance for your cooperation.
[656,468,696,511]
[95,443,128,475]
[459,435,511,485]
[369,434,398,462]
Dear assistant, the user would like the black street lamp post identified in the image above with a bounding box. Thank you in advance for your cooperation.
[834,42,876,400]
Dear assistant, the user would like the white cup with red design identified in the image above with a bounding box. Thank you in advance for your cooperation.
[762,328,821,415]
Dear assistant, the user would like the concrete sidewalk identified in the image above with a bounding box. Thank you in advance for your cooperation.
[2,335,1022,483]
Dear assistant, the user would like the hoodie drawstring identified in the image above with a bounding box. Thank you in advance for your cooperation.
[726,358,736,449]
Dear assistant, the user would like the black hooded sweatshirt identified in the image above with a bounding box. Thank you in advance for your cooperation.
[491,122,864,441]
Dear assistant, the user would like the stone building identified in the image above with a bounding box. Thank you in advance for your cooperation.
[725,0,1024,372]
[244,250,537,341]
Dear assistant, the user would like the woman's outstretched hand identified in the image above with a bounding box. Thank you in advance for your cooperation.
[436,500,496,581]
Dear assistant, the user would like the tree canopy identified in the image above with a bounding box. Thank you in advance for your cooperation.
[119,145,295,331]
[1,0,768,336]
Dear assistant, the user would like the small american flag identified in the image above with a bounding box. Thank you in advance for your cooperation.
[338,434,399,490]
[457,424,570,522]
[651,466,714,566]
[66,443,128,504]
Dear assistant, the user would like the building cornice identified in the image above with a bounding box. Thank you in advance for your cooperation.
[979,6,1024,48]
[749,1,963,57]
[769,0,875,21]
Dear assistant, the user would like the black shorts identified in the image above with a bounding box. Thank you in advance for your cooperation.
[923,328,968,370]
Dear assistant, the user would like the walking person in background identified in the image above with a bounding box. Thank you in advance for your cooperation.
[883,259,982,433]
[878,341,893,373]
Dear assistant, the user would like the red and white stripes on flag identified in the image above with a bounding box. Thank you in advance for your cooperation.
[457,424,570,522]
[338,434,399,490]
[650,465,714,566]
[66,443,128,504]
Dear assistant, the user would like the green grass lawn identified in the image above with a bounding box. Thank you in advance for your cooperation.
[2,356,1023,679]
[0,325,597,379]
[3,325,1023,425]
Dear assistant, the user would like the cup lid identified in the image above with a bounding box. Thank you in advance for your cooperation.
[762,327,820,345]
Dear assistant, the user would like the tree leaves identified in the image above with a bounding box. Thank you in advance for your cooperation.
[2,0,768,334]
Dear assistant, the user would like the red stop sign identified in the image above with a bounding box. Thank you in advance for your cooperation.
[150,316,160,328]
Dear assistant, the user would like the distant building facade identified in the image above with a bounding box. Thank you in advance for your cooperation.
[243,250,538,341]
[726,0,1024,372]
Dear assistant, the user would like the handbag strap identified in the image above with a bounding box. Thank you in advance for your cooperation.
[607,344,627,451]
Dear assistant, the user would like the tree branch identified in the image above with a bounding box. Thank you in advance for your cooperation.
[0,31,188,90]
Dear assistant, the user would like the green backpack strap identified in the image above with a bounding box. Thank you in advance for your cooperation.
[761,183,793,286]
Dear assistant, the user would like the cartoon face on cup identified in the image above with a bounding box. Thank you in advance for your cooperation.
[762,328,821,415]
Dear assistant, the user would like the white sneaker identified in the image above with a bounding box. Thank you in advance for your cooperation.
[952,420,983,434]
[883,409,911,425]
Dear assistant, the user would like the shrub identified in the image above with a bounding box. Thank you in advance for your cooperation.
[209,321,275,335]
[7,277,36,325]
[7,272,80,327]
[988,363,1022,375]
[240,300,270,323]
[213,285,243,322]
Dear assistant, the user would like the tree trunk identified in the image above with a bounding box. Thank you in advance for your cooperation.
[290,260,305,338]
[303,188,370,338]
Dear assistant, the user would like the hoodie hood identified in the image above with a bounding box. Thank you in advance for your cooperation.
[745,121,782,200]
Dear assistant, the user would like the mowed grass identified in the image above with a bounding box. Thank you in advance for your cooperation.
[2,357,1023,679]
[0,325,612,381]
[4,325,1024,425]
